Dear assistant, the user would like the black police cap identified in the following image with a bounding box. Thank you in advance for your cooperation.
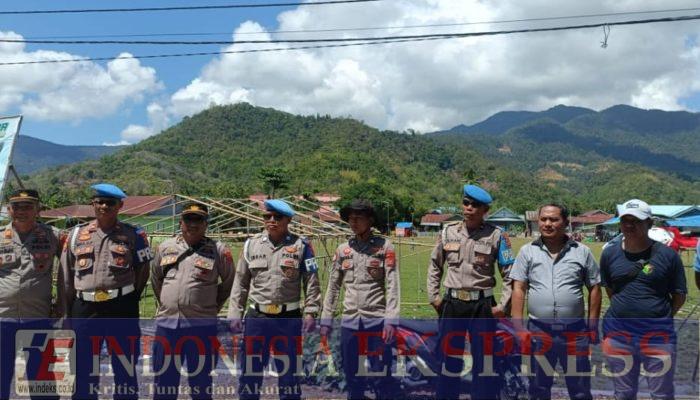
[8,189,40,203]
[340,199,376,222]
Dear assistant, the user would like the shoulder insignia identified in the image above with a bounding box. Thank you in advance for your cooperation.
[4,229,12,239]
[223,247,233,265]
[343,247,352,256]
[385,249,396,268]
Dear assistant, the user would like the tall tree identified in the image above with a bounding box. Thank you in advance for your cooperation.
[259,167,289,198]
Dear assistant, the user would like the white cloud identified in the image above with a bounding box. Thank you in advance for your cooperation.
[0,32,161,122]
[116,102,171,143]
[102,140,131,146]
[139,0,700,135]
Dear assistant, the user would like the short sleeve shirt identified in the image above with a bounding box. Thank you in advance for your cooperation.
[509,238,600,320]
[600,241,687,319]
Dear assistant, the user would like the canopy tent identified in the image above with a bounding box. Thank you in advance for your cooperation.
[602,217,620,225]
[665,215,700,228]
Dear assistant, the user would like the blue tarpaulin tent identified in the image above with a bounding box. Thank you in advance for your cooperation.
[602,217,620,225]
[665,216,700,228]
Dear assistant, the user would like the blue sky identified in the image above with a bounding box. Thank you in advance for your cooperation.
[2,0,291,145]
[1,0,699,146]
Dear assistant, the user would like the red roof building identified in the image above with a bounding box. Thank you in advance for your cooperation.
[40,196,174,219]
[313,205,342,223]
[313,193,340,205]
[40,205,95,219]
[248,193,268,208]
[419,213,462,231]
[570,210,613,225]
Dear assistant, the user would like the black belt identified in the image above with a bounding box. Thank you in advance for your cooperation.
[529,318,586,332]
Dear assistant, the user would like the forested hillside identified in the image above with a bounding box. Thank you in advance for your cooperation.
[25,103,700,215]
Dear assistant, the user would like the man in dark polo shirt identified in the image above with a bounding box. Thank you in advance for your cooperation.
[600,199,686,400]
[511,203,601,400]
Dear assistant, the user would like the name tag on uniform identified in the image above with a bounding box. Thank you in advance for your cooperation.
[194,258,214,270]
[444,242,461,252]
[75,246,94,256]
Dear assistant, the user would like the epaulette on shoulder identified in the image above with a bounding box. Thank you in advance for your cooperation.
[441,221,461,242]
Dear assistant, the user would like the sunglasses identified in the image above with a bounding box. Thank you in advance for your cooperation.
[182,214,206,223]
[262,213,285,222]
[462,199,486,208]
[93,198,119,207]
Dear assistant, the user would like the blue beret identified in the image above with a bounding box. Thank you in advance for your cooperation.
[91,183,127,199]
[463,184,492,205]
[264,199,295,217]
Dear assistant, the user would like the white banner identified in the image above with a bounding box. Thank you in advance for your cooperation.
[0,115,22,197]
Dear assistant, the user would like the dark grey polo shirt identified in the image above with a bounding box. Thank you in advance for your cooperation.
[509,238,600,320]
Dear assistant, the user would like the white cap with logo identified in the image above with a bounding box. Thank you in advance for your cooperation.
[619,199,652,220]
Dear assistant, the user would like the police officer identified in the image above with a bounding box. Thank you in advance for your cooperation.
[320,199,399,400]
[59,183,153,400]
[0,189,62,400]
[426,184,515,400]
[228,199,321,400]
[150,202,235,400]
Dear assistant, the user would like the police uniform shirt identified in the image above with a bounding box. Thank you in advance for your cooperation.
[58,220,153,313]
[151,236,235,327]
[0,223,62,318]
[227,233,322,319]
[427,221,515,312]
[321,235,400,329]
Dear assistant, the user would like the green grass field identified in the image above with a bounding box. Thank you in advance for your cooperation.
[140,235,700,320]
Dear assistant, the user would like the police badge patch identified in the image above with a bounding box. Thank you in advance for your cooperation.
[367,266,383,279]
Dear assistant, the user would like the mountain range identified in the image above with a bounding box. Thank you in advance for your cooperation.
[433,104,699,179]
[12,135,123,175]
[22,103,700,214]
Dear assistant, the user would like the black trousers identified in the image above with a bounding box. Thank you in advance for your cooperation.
[151,323,218,400]
[238,308,302,400]
[436,295,498,400]
[340,321,397,400]
[70,291,141,400]
[528,320,592,400]
[0,319,59,400]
